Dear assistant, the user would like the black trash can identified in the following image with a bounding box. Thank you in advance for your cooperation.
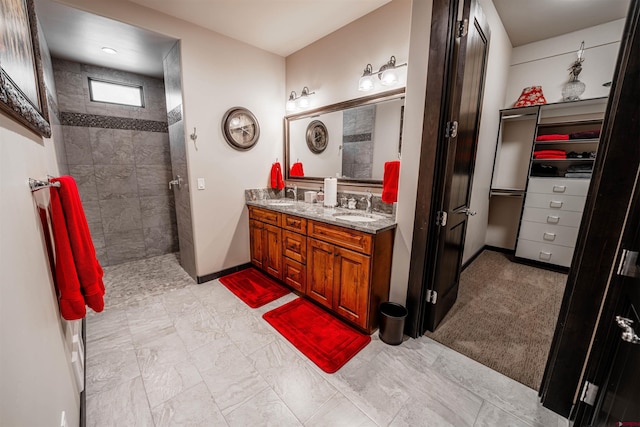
[379,302,408,345]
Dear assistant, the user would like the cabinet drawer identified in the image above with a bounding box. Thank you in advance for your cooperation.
[249,206,281,226]
[308,221,373,255]
[524,193,586,212]
[516,239,575,268]
[519,221,579,248]
[282,214,307,234]
[283,258,306,293]
[527,177,590,196]
[521,207,584,228]
[282,230,307,264]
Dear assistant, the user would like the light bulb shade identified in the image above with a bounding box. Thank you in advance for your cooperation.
[380,69,399,86]
[286,99,297,111]
[358,75,375,91]
[297,95,310,108]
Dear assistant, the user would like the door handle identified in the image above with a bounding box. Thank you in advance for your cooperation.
[169,175,183,190]
[615,316,640,344]
[463,208,477,216]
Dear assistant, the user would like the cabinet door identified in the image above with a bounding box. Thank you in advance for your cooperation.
[333,247,370,330]
[263,223,282,280]
[249,219,265,270]
[307,238,334,308]
[283,257,306,293]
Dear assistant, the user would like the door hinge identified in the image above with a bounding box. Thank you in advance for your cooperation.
[579,381,599,406]
[445,121,458,138]
[456,19,468,38]
[617,249,640,278]
[426,290,438,304]
[436,211,448,227]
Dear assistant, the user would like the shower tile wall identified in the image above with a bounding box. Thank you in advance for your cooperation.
[342,105,376,179]
[163,42,196,279]
[52,58,177,266]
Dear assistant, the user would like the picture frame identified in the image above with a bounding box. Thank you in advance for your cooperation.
[0,0,51,137]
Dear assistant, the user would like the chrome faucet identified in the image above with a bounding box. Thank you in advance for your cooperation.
[286,185,298,202]
[361,191,373,213]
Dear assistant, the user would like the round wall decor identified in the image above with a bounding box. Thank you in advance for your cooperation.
[221,107,260,150]
[306,120,328,154]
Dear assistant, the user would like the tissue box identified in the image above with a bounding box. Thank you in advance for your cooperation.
[304,191,317,203]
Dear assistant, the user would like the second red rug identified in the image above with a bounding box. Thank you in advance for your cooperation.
[218,268,290,308]
[262,298,371,373]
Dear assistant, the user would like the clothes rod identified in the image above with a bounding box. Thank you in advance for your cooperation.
[29,178,60,192]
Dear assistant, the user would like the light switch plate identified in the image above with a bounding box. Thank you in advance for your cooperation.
[197,178,205,190]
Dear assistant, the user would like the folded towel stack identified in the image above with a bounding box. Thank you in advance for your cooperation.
[534,149,566,159]
[536,134,569,141]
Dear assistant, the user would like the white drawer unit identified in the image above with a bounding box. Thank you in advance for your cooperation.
[518,221,580,248]
[515,239,576,268]
[527,177,590,197]
[524,193,587,212]
[521,207,584,228]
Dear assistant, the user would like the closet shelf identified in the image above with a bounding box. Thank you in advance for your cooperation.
[534,139,599,144]
[532,158,595,162]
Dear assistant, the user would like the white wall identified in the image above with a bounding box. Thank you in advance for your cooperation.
[59,0,286,277]
[505,19,625,107]
[462,0,513,264]
[0,116,80,426]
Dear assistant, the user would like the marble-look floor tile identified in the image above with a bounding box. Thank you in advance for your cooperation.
[432,345,561,427]
[126,300,174,346]
[215,302,278,356]
[249,339,337,423]
[223,387,302,427]
[135,332,203,408]
[86,307,131,355]
[172,311,225,353]
[473,401,534,427]
[191,338,270,414]
[86,342,140,396]
[152,382,227,427]
[304,392,377,427]
[86,376,154,427]
[161,287,209,321]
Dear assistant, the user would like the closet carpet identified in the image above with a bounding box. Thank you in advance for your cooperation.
[425,250,567,390]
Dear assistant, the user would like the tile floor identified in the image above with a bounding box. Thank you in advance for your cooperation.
[86,253,569,426]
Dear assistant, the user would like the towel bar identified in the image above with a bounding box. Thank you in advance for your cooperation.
[29,178,60,192]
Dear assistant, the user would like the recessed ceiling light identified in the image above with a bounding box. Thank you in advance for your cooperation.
[101,47,117,55]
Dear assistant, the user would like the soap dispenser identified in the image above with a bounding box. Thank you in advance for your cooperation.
[317,186,324,203]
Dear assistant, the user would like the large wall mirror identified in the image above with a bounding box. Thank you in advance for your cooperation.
[285,88,405,186]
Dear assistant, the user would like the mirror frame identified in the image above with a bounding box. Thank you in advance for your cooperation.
[284,87,405,187]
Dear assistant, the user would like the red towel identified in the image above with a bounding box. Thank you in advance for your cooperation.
[270,162,284,190]
[50,176,105,320]
[536,134,569,141]
[382,160,400,203]
[534,149,566,159]
[290,162,304,177]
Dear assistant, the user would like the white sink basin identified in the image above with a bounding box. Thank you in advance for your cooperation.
[265,200,295,206]
[333,213,383,223]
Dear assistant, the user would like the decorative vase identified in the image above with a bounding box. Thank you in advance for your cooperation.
[562,79,586,101]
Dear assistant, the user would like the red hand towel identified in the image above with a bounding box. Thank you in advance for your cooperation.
[270,162,284,190]
[290,162,304,177]
[382,160,400,203]
[50,176,105,319]
[536,134,569,141]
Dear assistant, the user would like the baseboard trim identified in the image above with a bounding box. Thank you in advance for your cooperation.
[513,256,570,274]
[81,317,86,427]
[461,246,486,271]
[484,245,516,255]
[197,263,252,284]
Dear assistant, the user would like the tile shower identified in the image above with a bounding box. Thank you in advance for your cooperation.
[52,58,178,266]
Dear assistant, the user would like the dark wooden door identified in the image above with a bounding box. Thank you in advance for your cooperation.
[249,219,264,269]
[307,238,334,308]
[426,0,490,330]
[263,223,282,280]
[333,247,370,330]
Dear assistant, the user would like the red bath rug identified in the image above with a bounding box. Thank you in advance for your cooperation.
[263,298,371,373]
[218,268,290,308]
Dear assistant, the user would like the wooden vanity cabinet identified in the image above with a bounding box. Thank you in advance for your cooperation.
[249,207,282,280]
[248,205,394,333]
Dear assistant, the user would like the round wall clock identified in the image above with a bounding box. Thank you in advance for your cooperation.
[221,107,260,150]
[306,120,328,154]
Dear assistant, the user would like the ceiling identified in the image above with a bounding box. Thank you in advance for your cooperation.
[492,0,630,47]
[35,0,631,78]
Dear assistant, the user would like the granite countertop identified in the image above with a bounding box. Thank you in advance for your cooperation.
[246,199,397,234]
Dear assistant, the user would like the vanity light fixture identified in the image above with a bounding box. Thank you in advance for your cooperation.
[101,47,118,55]
[358,56,407,91]
[285,87,316,112]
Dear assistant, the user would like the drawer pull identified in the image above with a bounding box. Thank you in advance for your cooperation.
[543,232,556,241]
[549,200,563,208]
[553,185,566,193]
[539,251,552,261]
[547,215,560,224]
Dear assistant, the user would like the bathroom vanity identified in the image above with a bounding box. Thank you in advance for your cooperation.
[246,200,396,333]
